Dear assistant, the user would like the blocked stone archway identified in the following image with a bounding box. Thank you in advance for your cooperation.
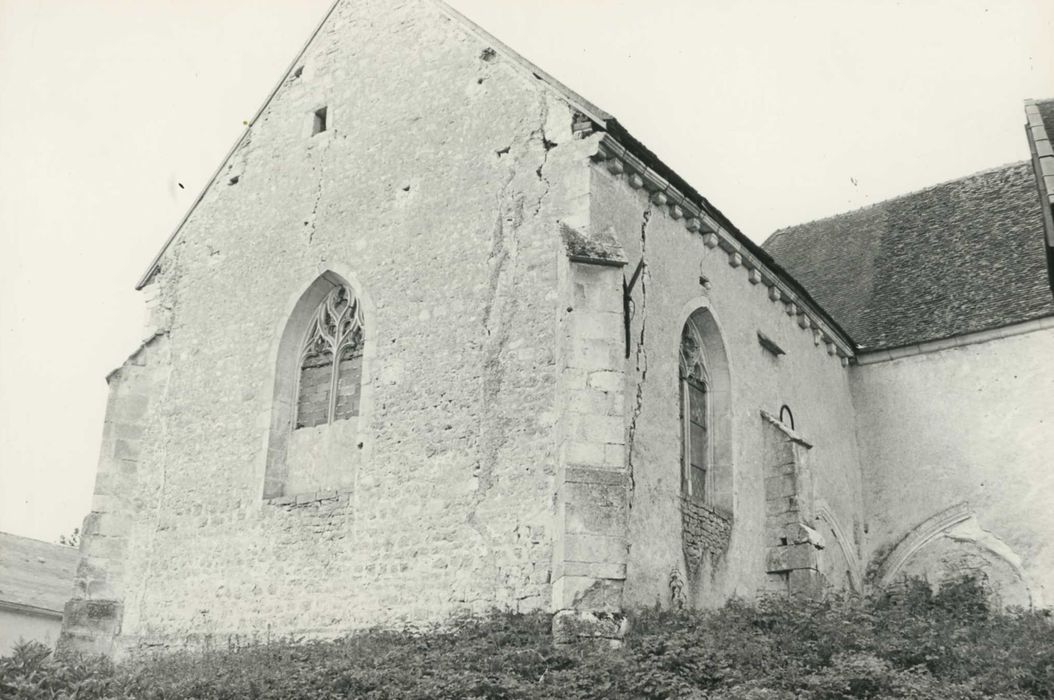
[874,504,1037,608]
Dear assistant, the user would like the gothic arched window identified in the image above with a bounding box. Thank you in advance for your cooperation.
[680,321,710,503]
[294,284,364,429]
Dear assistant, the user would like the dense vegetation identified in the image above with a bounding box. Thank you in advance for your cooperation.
[3,578,1052,699]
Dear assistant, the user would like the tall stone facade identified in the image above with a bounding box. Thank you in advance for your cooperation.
[61,0,1054,656]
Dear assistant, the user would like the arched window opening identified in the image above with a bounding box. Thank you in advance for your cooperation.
[264,272,367,500]
[680,322,711,504]
[294,285,364,429]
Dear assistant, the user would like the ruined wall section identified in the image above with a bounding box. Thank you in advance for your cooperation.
[59,288,171,656]
[852,325,1054,606]
[69,0,598,655]
[589,165,865,609]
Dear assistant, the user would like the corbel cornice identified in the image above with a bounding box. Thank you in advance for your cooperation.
[593,135,855,362]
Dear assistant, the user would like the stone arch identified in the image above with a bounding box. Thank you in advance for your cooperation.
[814,501,863,593]
[874,503,972,587]
[874,503,1036,608]
[676,301,733,515]
[262,269,373,499]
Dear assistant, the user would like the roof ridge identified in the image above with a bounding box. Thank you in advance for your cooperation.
[766,160,1032,242]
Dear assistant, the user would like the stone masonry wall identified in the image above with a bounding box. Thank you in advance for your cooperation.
[589,162,866,610]
[852,325,1054,605]
[551,249,632,645]
[759,412,825,598]
[680,498,732,575]
[65,0,603,656]
[60,325,170,656]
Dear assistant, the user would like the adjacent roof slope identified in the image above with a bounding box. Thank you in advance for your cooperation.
[0,531,79,614]
[764,162,1054,351]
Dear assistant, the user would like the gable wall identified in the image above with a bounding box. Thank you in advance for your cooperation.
[77,0,599,654]
[589,167,866,608]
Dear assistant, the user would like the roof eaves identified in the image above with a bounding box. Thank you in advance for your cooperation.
[130,0,855,352]
[431,4,854,348]
[0,598,65,618]
[601,118,858,350]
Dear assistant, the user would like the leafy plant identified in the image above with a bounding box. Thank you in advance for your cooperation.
[2,577,1051,698]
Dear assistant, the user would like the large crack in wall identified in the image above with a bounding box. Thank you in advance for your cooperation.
[626,207,652,501]
[466,100,557,601]
[303,140,331,244]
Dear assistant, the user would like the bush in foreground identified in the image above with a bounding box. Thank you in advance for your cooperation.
[2,578,1052,699]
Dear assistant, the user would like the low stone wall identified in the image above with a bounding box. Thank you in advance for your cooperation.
[681,499,732,574]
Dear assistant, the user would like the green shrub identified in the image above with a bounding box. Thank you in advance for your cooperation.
[2,577,1051,699]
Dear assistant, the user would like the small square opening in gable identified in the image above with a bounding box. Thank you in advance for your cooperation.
[312,107,328,135]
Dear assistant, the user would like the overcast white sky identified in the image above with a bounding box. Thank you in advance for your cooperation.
[1,0,1052,543]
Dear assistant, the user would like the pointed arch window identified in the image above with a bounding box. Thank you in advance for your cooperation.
[680,322,710,503]
[295,284,364,429]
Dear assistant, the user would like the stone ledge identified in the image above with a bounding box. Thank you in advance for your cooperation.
[264,490,349,508]
[760,410,812,448]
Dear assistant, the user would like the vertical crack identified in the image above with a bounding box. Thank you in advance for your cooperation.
[304,143,330,244]
[465,98,557,604]
[530,98,554,217]
[626,208,652,500]
[468,160,526,604]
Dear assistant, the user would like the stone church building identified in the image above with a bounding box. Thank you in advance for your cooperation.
[61,0,1054,655]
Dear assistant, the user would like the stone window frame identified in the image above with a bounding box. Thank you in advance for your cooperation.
[676,302,734,517]
[293,284,365,430]
[303,102,334,141]
[680,321,712,503]
[262,269,373,500]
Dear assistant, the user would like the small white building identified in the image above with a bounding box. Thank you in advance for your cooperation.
[0,532,78,655]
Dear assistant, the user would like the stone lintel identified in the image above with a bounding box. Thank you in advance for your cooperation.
[766,542,819,573]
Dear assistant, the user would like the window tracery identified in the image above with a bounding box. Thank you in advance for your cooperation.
[680,322,710,503]
[295,284,364,429]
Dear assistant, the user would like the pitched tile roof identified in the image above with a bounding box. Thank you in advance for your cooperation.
[0,532,79,614]
[763,162,1054,351]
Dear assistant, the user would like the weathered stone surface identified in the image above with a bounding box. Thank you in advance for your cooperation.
[59,0,1053,658]
[63,0,593,656]
[681,498,732,573]
[552,609,628,647]
[58,600,123,658]
[853,326,1054,609]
